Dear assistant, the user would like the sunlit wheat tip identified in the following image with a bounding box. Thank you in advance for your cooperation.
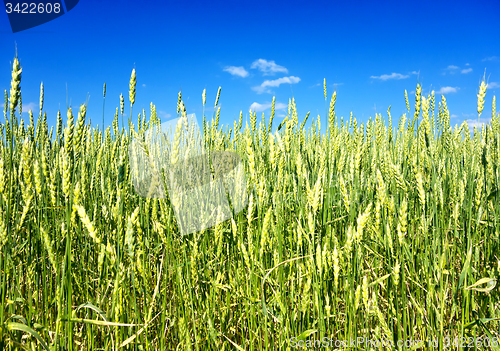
[129,68,136,106]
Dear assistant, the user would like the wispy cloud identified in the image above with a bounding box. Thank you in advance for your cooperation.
[158,111,172,119]
[22,102,38,113]
[0,102,36,112]
[370,72,409,81]
[310,82,344,89]
[482,56,499,62]
[252,76,301,94]
[450,114,459,118]
[249,101,287,112]
[461,68,473,74]
[142,83,146,87]
[252,87,272,94]
[223,66,249,78]
[442,65,460,75]
[250,59,288,75]
[436,87,459,94]
[487,82,500,89]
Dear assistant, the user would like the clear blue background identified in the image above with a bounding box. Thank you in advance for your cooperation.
[1,0,499,135]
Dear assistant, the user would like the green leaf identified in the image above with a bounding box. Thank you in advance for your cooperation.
[297,329,318,341]
[455,244,473,301]
[464,317,500,329]
[7,314,28,325]
[73,302,108,322]
[465,277,497,292]
[64,318,140,327]
[6,322,50,350]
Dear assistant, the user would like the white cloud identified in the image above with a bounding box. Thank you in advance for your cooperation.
[487,82,500,89]
[450,114,459,118]
[252,76,301,94]
[447,65,459,70]
[249,101,287,112]
[436,87,459,94]
[22,102,38,113]
[466,118,491,132]
[465,63,470,66]
[263,76,300,87]
[249,102,266,112]
[250,59,288,75]
[223,66,249,78]
[482,56,499,62]
[370,73,409,80]
[461,68,473,74]
[142,84,146,87]
[410,71,419,75]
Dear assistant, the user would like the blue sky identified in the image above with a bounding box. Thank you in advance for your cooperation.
[1,0,499,135]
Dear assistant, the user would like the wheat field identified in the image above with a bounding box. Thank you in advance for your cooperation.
[1,55,500,350]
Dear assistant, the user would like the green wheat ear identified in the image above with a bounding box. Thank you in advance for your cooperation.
[129,68,136,106]
[477,76,487,119]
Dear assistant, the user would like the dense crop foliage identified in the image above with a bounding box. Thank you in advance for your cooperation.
[1,56,500,350]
